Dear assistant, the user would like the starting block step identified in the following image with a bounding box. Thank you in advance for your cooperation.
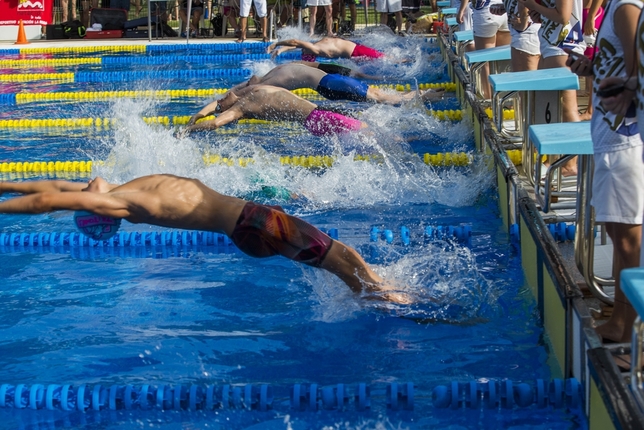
[465,45,511,64]
[490,67,579,92]
[454,30,473,42]
[622,268,644,319]
[528,121,592,155]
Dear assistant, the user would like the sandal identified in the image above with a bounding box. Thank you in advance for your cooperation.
[262,37,270,43]
[236,38,246,43]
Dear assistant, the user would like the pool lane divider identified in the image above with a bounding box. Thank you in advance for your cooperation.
[0,224,475,248]
[0,41,440,56]
[2,83,457,105]
[0,150,485,175]
[0,379,580,412]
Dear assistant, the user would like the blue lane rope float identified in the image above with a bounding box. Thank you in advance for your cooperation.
[0,229,339,248]
[0,379,579,413]
[102,52,301,65]
[0,382,406,412]
[75,69,252,83]
[146,42,273,54]
[431,378,581,410]
[370,225,473,247]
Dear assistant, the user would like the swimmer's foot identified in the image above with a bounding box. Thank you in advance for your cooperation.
[421,88,445,102]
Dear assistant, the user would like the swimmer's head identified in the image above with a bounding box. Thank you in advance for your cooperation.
[73,211,122,241]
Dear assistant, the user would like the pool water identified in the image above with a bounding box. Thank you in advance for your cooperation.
[0,31,586,429]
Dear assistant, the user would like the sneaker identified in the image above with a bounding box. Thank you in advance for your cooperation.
[180,32,187,37]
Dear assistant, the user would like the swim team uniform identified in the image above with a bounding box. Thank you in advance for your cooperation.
[303,109,363,136]
[231,202,333,267]
[316,74,369,102]
[590,0,643,225]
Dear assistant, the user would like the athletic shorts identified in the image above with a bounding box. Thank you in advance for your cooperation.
[539,38,585,59]
[231,202,333,267]
[509,24,541,56]
[351,43,385,59]
[591,145,644,225]
[240,0,267,17]
[472,6,509,38]
[304,108,363,136]
[307,0,332,6]
[316,74,369,102]
[376,0,402,13]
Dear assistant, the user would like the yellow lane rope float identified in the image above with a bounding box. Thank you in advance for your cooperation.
[0,58,103,68]
[0,109,465,129]
[14,45,147,55]
[0,73,75,83]
[0,151,477,174]
[485,107,515,121]
[13,83,457,104]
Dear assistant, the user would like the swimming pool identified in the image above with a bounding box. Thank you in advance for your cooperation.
[0,32,586,429]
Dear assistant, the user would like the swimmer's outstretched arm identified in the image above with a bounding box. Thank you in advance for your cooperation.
[188,100,221,125]
[185,108,244,133]
[268,39,320,57]
[0,189,129,218]
[0,180,88,195]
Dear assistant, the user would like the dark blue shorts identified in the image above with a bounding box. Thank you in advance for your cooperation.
[316,74,369,102]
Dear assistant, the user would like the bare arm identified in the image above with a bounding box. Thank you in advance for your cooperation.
[189,100,221,125]
[267,39,320,56]
[583,0,603,35]
[0,190,130,218]
[596,4,641,116]
[185,107,245,132]
[519,0,571,25]
[0,180,88,195]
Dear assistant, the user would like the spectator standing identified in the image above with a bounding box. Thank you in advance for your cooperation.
[238,0,268,41]
[308,0,334,37]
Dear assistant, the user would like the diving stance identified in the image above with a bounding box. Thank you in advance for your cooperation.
[268,37,385,62]
[231,63,444,104]
[0,175,395,296]
[183,84,366,136]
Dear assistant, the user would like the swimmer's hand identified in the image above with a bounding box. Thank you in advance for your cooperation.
[173,127,189,139]
[421,88,445,102]
[188,113,204,126]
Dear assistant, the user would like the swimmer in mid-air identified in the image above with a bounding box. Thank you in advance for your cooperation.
[231,63,444,104]
[0,175,408,301]
[267,37,386,62]
[182,84,367,136]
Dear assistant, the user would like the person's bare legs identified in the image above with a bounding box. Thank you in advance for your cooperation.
[324,4,334,35]
[394,10,403,33]
[595,222,641,343]
[540,54,581,175]
[61,0,70,22]
[260,15,268,40]
[309,5,318,36]
[510,47,539,72]
[239,16,249,41]
[474,35,497,99]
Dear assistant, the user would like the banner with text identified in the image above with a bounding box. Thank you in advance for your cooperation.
[0,0,53,26]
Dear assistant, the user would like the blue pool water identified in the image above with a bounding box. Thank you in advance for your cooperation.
[0,32,586,429]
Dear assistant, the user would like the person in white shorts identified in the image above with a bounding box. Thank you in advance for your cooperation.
[308,0,334,37]
[490,0,541,72]
[567,0,643,347]
[238,0,268,42]
[459,0,510,98]
[377,0,404,34]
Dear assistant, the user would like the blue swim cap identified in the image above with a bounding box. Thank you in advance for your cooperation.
[73,211,121,241]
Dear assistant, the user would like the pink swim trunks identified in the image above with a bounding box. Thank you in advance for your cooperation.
[351,43,385,60]
[303,109,363,136]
